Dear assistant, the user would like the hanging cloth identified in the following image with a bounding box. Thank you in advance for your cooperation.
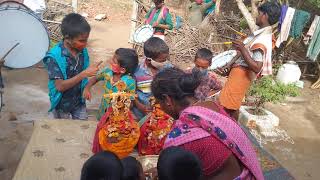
[289,10,311,39]
[307,19,320,61]
[278,5,288,31]
[276,7,295,47]
[307,15,320,38]
[304,15,320,45]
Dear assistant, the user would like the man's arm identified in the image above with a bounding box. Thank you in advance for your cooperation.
[154,12,174,30]
[56,61,102,92]
[232,41,263,73]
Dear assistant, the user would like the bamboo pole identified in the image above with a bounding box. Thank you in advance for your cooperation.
[72,0,77,13]
[129,0,139,44]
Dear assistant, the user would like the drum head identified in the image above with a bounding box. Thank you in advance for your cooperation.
[210,50,237,70]
[133,25,153,44]
[0,1,49,68]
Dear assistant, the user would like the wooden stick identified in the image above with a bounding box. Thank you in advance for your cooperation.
[211,42,233,45]
[225,24,247,37]
[43,19,62,24]
[52,0,72,7]
[0,43,20,62]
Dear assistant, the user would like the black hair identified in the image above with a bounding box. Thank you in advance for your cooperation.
[144,37,169,59]
[151,67,202,106]
[121,156,143,180]
[195,48,213,63]
[80,151,123,180]
[157,147,203,180]
[115,48,139,75]
[258,1,281,25]
[61,13,91,39]
[153,0,164,4]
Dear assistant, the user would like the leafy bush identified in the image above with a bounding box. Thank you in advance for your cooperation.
[307,0,320,8]
[248,76,300,114]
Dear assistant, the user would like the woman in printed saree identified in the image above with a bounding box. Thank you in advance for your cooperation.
[151,67,264,180]
[83,48,140,158]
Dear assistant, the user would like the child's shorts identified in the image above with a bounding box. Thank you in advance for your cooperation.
[52,104,88,120]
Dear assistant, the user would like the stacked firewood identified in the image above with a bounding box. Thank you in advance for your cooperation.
[132,0,244,65]
[43,0,73,41]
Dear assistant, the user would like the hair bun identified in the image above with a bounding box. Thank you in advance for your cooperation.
[178,71,202,94]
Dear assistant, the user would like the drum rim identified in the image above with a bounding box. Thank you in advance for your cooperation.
[0,1,29,9]
[0,0,50,69]
[134,25,153,43]
[210,50,237,70]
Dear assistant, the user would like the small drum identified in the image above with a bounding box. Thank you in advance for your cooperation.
[209,50,238,70]
[133,25,154,44]
[0,1,49,68]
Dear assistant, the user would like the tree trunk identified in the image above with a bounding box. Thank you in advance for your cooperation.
[215,0,221,15]
[72,0,78,13]
[199,13,223,52]
[235,0,258,33]
[251,0,258,18]
[297,0,304,8]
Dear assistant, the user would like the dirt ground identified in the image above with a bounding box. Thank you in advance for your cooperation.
[265,82,320,180]
[0,1,319,180]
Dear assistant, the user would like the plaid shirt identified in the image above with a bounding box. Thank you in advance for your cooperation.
[195,72,222,101]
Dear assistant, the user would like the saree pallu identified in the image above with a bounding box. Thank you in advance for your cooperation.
[164,105,264,180]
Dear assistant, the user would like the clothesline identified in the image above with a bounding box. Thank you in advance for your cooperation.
[277,5,320,62]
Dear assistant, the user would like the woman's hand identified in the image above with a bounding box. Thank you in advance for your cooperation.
[152,22,159,28]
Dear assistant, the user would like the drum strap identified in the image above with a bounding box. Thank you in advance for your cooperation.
[236,27,272,80]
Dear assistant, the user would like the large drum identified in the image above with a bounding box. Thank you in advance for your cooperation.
[209,50,238,70]
[133,25,153,44]
[0,1,49,68]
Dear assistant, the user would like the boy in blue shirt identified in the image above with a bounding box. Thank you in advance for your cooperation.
[43,13,101,120]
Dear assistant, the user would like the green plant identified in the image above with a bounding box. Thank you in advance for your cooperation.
[248,76,300,115]
[307,0,320,8]
[239,18,249,30]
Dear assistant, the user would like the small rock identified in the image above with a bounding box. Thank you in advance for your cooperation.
[80,124,90,130]
[80,153,89,159]
[94,14,107,21]
[81,12,89,18]
[41,124,50,129]
[55,166,65,172]
[55,138,66,143]
[8,112,17,121]
[32,150,44,157]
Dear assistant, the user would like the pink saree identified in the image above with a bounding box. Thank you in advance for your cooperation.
[164,106,264,180]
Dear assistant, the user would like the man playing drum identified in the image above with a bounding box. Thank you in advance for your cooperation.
[218,2,281,119]
[145,0,173,40]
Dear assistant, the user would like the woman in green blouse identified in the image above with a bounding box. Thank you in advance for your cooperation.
[145,0,174,40]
